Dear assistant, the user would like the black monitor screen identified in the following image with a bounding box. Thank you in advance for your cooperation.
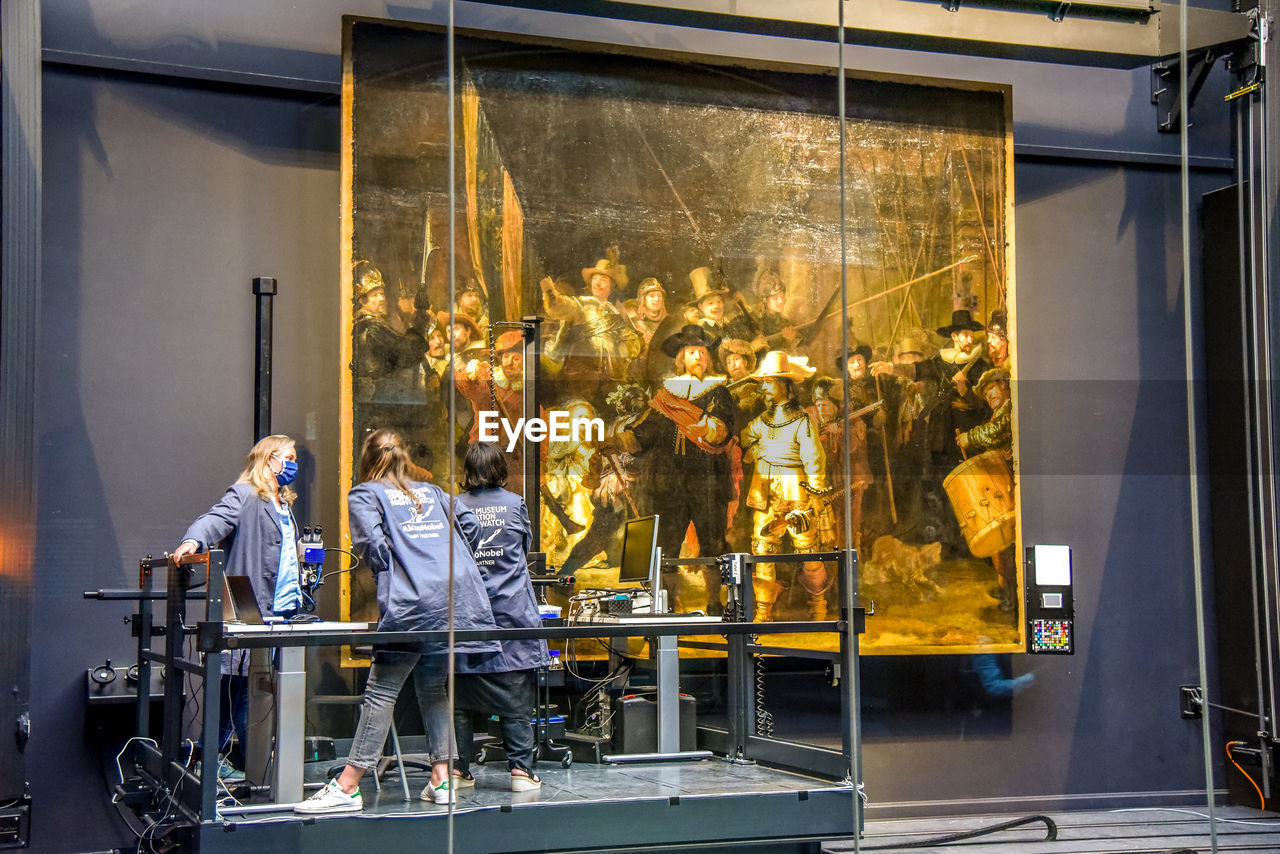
[619,515,659,584]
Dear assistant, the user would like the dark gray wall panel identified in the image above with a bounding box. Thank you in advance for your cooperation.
[37,67,339,852]
[43,1,1232,158]
[1,0,43,801]
[857,162,1225,806]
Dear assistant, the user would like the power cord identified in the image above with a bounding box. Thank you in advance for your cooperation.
[1226,740,1267,810]
[862,814,1057,850]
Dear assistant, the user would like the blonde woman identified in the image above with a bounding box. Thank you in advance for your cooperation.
[173,434,306,772]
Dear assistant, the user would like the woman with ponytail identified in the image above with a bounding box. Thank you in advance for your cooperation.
[296,429,499,813]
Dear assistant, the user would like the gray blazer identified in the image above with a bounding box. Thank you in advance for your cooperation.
[182,482,298,620]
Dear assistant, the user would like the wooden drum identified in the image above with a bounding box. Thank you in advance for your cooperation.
[942,450,1015,558]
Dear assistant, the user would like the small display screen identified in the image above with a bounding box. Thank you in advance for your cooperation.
[619,516,658,584]
[1031,619,1073,653]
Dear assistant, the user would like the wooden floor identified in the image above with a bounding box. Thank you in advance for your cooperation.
[829,807,1280,853]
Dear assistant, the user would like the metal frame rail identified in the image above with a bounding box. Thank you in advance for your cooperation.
[665,549,861,781]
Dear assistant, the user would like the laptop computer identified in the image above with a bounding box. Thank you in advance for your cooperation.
[223,575,265,625]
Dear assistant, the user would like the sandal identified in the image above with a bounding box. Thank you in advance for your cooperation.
[510,771,541,792]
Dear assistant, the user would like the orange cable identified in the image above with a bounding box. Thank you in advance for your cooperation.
[1226,741,1266,811]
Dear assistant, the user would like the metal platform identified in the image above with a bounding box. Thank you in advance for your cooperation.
[200,757,858,853]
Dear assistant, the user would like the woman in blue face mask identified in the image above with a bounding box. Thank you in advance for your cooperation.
[173,434,305,774]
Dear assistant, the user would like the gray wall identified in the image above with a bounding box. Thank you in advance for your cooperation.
[31,1,1231,850]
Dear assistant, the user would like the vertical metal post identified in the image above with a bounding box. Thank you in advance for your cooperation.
[725,633,752,760]
[253,277,277,442]
[273,649,306,803]
[201,552,226,820]
[654,634,681,754]
[136,559,155,739]
[523,316,541,542]
[841,546,864,835]
[162,556,191,769]
[838,551,855,772]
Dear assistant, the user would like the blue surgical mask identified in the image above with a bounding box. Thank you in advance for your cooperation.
[275,459,298,486]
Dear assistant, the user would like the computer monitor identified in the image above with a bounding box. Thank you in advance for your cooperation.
[619,515,659,586]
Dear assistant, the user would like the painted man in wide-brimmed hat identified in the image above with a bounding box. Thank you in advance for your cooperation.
[455,329,528,495]
[620,324,735,614]
[935,309,990,397]
[929,309,992,469]
[738,351,831,621]
[541,247,642,395]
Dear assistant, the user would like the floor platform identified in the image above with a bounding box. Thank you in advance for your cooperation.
[201,756,859,853]
[843,807,1280,853]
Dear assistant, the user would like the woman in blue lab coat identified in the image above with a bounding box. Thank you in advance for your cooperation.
[296,429,499,814]
[453,441,551,792]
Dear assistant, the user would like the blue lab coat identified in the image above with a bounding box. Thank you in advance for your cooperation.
[347,480,499,657]
[455,488,551,674]
[182,483,299,621]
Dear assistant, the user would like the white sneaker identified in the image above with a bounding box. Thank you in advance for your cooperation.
[294,779,362,814]
[422,778,455,804]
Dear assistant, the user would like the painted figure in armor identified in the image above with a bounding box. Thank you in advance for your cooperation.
[744,266,799,355]
[985,309,1010,370]
[629,277,669,356]
[739,351,831,621]
[541,248,642,398]
[352,261,431,405]
[351,260,438,467]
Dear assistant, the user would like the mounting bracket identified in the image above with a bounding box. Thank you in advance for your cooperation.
[1180,684,1203,719]
[1151,48,1223,133]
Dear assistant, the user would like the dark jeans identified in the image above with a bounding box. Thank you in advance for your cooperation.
[453,670,536,774]
[218,675,249,769]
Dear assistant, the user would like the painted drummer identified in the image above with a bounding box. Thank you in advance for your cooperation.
[955,367,1017,612]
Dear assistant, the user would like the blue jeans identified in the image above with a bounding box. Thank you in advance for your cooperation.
[347,650,455,770]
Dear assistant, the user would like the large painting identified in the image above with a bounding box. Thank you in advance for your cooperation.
[340,17,1021,654]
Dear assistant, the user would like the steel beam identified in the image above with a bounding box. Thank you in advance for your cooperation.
[480,0,1252,67]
